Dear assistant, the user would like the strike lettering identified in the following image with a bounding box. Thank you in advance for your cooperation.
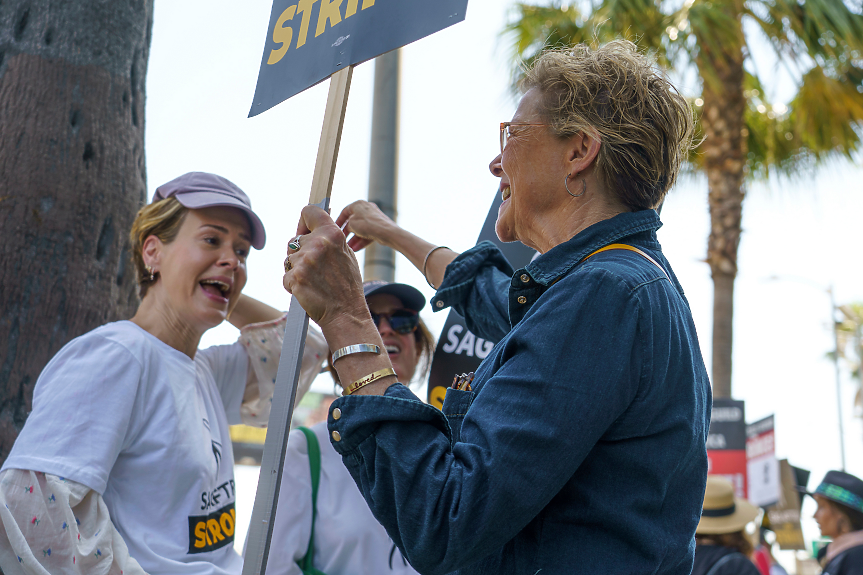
[268,5,297,65]
[189,503,236,554]
[267,0,379,64]
[316,0,343,37]
[296,0,320,49]
[207,518,224,542]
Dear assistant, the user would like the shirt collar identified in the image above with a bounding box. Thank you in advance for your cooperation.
[525,210,663,286]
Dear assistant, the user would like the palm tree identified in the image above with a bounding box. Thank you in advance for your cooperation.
[836,302,863,416]
[504,0,863,397]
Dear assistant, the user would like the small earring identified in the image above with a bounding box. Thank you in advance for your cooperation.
[145,265,155,282]
[565,174,586,198]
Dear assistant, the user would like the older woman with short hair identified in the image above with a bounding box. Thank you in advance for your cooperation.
[282,40,711,574]
[0,172,327,575]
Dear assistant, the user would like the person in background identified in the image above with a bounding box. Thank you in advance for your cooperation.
[752,528,788,575]
[281,40,710,574]
[804,470,863,575]
[0,172,328,575]
[692,476,761,575]
[263,280,434,575]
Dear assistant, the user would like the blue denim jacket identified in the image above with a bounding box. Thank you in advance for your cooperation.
[328,210,711,575]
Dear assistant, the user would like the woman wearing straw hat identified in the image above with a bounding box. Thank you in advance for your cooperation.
[804,470,863,575]
[692,476,761,575]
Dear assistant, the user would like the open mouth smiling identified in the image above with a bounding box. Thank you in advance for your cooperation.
[200,278,231,299]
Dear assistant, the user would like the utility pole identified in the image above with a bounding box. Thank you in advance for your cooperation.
[829,286,848,471]
[363,50,400,282]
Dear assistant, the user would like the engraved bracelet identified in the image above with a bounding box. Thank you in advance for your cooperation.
[422,246,449,289]
[331,344,381,364]
[343,367,396,395]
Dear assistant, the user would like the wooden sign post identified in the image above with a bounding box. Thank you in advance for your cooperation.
[243,1,468,572]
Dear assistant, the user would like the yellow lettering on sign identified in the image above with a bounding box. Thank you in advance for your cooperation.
[345,0,359,18]
[194,522,208,548]
[220,510,236,537]
[207,518,225,542]
[362,0,375,9]
[429,386,446,410]
[316,0,343,37]
[296,0,320,48]
[268,5,297,65]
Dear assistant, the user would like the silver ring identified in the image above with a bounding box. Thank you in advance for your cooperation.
[288,236,302,251]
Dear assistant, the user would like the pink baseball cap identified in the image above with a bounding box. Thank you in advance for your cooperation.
[153,172,266,249]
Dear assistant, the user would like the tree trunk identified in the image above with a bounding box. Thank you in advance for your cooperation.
[695,9,746,399]
[0,1,153,465]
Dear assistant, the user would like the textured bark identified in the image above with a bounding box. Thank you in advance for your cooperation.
[0,1,153,465]
[695,7,746,399]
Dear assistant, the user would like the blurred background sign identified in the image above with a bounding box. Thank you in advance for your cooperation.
[747,414,780,506]
[426,192,535,408]
[707,398,748,497]
[250,0,469,116]
[764,459,808,550]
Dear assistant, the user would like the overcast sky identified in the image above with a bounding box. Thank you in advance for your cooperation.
[145,0,863,557]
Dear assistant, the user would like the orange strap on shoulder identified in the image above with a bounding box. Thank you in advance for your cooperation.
[582,243,670,282]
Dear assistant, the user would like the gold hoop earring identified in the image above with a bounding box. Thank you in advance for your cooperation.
[565,174,586,198]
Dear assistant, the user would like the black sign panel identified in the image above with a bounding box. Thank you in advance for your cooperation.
[707,398,746,450]
[427,192,536,408]
[251,0,469,116]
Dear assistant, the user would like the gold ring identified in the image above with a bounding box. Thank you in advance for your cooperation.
[284,255,292,272]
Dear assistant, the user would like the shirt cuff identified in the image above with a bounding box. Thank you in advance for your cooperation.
[326,384,451,454]
[431,241,513,313]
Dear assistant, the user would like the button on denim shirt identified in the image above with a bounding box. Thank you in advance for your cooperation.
[328,210,711,575]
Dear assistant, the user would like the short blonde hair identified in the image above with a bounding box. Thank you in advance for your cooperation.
[521,40,695,210]
[129,198,188,297]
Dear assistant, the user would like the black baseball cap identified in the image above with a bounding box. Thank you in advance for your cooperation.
[362,280,425,312]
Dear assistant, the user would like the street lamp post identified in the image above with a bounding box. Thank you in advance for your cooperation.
[769,276,847,471]
[828,286,848,471]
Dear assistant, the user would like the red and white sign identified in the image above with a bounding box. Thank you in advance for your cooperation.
[707,399,747,498]
[746,415,780,507]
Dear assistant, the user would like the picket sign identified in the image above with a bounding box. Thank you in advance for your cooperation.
[243,1,469,571]
[242,65,353,575]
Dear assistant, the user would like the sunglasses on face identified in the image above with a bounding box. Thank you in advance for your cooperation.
[370,309,419,335]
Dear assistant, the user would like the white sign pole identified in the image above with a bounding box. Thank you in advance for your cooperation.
[242,65,353,575]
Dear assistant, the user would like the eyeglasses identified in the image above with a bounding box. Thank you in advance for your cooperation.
[500,122,550,154]
[370,309,420,335]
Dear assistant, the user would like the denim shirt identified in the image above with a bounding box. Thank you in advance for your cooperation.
[328,210,711,575]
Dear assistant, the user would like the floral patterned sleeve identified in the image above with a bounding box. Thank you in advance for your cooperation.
[0,469,146,575]
[237,315,329,427]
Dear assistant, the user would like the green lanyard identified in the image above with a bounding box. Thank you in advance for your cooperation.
[297,427,327,575]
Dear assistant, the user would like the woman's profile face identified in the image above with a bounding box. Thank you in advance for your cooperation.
[490,87,576,249]
[366,293,419,383]
[147,206,251,333]
[814,495,850,539]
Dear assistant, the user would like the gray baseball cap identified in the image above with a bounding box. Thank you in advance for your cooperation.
[153,172,266,249]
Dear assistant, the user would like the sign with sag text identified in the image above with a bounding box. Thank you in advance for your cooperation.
[250,0,469,116]
[427,192,536,408]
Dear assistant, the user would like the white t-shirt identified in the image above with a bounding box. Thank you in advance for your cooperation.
[264,421,418,575]
[3,321,247,574]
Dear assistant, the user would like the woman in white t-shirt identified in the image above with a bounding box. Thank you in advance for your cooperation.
[263,280,434,575]
[0,172,328,575]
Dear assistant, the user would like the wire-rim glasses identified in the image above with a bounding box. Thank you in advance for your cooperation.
[500,122,550,154]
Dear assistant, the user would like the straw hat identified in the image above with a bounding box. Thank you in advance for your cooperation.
[697,476,760,534]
